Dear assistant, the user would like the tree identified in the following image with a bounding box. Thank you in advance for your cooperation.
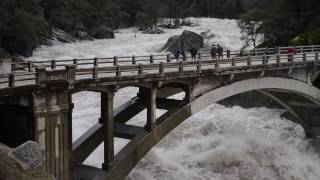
[238,9,264,48]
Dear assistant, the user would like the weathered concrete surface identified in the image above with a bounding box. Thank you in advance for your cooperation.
[8,141,43,170]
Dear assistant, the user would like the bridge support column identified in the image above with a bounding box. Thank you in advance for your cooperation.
[101,89,116,171]
[32,89,73,180]
[145,87,157,130]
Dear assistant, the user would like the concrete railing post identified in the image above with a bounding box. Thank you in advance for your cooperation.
[0,59,12,75]
[28,61,33,72]
[215,59,220,69]
[36,66,46,84]
[166,53,171,62]
[138,64,143,75]
[227,50,231,58]
[159,62,164,74]
[247,56,251,66]
[65,65,76,84]
[277,54,281,64]
[315,52,319,62]
[93,66,98,79]
[197,60,201,72]
[116,65,121,77]
[231,57,236,66]
[262,55,267,64]
[8,73,15,87]
[311,45,314,52]
[113,56,118,66]
[303,53,307,62]
[94,57,98,67]
[132,55,136,65]
[73,58,78,66]
[51,60,56,69]
[179,61,184,72]
[150,54,154,63]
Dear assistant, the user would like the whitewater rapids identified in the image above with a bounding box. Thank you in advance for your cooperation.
[29,18,320,180]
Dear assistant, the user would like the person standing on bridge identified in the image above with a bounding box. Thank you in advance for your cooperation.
[189,47,198,60]
[173,47,182,61]
[287,46,295,62]
[217,44,223,58]
[211,44,217,59]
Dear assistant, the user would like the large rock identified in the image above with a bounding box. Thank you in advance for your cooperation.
[76,31,93,40]
[90,26,115,39]
[50,28,76,44]
[8,141,43,170]
[142,29,165,34]
[163,30,204,52]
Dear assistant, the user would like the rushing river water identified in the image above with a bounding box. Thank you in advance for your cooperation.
[30,18,320,180]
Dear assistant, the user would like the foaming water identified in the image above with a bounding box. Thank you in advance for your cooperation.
[29,17,320,179]
[127,105,320,180]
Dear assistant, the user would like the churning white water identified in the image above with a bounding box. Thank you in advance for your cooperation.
[30,18,320,179]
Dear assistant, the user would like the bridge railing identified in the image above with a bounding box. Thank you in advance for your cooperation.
[0,47,319,89]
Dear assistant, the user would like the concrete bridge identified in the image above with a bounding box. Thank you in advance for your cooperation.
[0,45,320,180]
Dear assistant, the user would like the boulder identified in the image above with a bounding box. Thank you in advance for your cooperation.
[142,29,165,34]
[8,141,43,170]
[90,26,115,39]
[76,31,93,40]
[163,30,204,52]
[50,28,76,44]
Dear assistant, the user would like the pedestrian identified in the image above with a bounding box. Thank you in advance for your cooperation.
[189,47,198,60]
[217,44,223,58]
[210,44,217,59]
[173,47,181,61]
[287,46,295,62]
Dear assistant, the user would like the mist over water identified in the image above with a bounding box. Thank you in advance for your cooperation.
[30,18,320,179]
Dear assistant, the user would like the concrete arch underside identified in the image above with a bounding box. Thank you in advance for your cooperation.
[76,77,320,180]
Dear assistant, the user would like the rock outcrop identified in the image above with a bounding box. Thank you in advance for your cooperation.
[142,29,165,34]
[90,26,115,39]
[0,142,52,180]
[8,141,43,170]
[163,30,204,52]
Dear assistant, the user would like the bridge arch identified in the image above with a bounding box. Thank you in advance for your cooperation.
[103,77,320,180]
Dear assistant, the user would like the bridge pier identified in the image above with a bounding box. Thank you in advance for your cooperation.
[145,87,157,131]
[101,88,116,171]
[32,88,73,180]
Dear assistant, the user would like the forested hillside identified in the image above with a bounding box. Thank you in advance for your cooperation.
[0,0,319,57]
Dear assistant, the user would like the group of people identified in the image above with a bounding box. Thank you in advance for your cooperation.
[210,44,224,59]
[172,45,297,62]
[172,44,224,61]
[172,47,199,61]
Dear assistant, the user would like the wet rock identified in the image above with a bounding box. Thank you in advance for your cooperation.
[142,29,165,34]
[50,28,76,43]
[163,30,204,52]
[76,31,93,40]
[90,26,115,39]
[8,141,43,170]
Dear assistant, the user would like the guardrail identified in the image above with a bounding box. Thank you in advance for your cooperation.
[0,50,319,89]
[4,45,319,73]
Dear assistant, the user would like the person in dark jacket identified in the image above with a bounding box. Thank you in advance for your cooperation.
[173,48,182,61]
[189,47,198,60]
[217,44,223,58]
[210,44,217,59]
